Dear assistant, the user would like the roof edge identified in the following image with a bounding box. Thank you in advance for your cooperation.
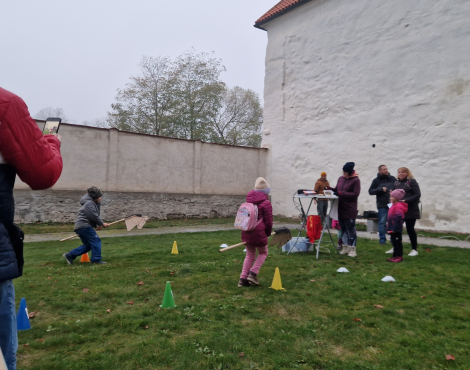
[254,0,313,30]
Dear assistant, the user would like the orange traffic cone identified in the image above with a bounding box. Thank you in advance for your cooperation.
[80,253,91,263]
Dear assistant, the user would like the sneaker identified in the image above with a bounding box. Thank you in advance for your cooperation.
[408,250,418,256]
[238,278,250,288]
[348,248,357,258]
[91,261,107,265]
[391,257,403,263]
[339,245,351,255]
[379,241,387,245]
[63,253,73,265]
[386,257,397,262]
[247,271,259,285]
[385,248,394,254]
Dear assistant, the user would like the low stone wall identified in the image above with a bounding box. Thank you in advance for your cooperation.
[13,190,244,223]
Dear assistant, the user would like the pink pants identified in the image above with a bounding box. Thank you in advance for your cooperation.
[240,244,268,279]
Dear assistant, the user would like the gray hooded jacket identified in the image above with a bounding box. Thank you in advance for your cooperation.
[74,194,104,230]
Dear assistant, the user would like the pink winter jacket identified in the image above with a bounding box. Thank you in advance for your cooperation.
[241,190,273,248]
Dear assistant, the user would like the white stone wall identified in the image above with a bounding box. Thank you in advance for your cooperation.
[261,0,470,232]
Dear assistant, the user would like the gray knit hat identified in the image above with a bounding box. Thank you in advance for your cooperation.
[87,186,103,200]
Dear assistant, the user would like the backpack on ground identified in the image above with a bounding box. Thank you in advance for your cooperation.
[234,202,261,231]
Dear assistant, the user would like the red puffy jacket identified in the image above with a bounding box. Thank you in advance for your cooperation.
[241,190,273,248]
[0,87,63,189]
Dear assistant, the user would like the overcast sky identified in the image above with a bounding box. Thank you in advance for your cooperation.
[1,0,276,124]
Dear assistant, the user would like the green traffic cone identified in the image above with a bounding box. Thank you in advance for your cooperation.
[160,281,176,308]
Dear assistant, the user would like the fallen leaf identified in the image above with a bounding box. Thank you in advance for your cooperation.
[137,281,144,285]
[235,261,239,263]
[24,343,29,347]
[83,288,89,293]
[127,301,134,305]
[306,293,311,296]
[239,352,245,357]
[37,338,45,342]
[201,250,205,252]
[28,311,38,318]
[144,325,149,329]
[106,309,111,313]
[333,274,336,276]
[139,303,143,306]
[353,318,362,322]
[373,305,384,309]
[446,354,455,361]
[146,270,149,273]
[47,277,52,279]
[360,325,364,328]
[421,296,426,299]
[310,280,316,282]
[170,271,175,276]
[145,299,149,301]
[426,248,431,252]
[430,306,434,309]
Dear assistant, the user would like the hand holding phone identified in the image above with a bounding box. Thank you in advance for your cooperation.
[42,117,61,135]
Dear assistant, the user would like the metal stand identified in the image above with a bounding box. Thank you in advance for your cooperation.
[288,194,339,259]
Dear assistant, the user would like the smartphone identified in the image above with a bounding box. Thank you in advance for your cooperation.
[42,117,61,135]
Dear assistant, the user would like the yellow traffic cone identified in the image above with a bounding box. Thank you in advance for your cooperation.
[270,267,285,290]
[171,241,179,255]
[80,253,91,263]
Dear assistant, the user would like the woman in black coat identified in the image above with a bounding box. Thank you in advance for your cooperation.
[392,167,421,256]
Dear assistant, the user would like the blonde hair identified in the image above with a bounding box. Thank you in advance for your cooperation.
[397,167,414,180]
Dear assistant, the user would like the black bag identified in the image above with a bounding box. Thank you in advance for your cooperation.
[5,223,25,277]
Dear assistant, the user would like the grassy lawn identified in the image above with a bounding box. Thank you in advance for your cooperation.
[15,231,470,370]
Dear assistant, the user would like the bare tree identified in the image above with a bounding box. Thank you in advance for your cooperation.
[81,118,109,129]
[209,86,263,147]
[34,107,69,122]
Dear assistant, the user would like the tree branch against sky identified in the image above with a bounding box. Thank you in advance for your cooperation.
[107,49,263,147]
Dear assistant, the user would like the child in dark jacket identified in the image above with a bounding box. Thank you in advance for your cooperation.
[63,186,110,265]
[239,177,273,287]
[387,189,408,263]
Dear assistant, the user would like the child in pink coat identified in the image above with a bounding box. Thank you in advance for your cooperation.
[239,177,273,287]
[387,189,408,263]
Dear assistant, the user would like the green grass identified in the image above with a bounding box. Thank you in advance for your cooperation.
[15,232,470,369]
[18,216,298,235]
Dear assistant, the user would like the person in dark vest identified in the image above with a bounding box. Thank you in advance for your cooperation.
[391,167,421,256]
[0,87,63,370]
[368,165,396,245]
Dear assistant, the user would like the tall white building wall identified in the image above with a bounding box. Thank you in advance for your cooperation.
[261,0,470,232]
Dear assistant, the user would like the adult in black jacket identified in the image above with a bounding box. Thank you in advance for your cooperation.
[392,167,421,256]
[368,165,396,245]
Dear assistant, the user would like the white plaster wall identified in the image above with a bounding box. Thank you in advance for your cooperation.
[261,0,470,232]
[14,123,268,196]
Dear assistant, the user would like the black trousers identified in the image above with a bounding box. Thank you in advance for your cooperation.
[391,233,403,258]
[338,218,357,247]
[405,219,418,250]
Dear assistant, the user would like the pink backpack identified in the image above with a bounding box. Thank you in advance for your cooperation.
[234,202,261,231]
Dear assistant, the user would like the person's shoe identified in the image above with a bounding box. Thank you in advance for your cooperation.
[387,257,398,262]
[63,253,73,265]
[247,271,259,285]
[408,250,418,256]
[91,261,107,265]
[380,241,387,245]
[385,248,394,254]
[339,245,351,255]
[391,257,403,263]
[348,248,357,257]
[238,278,251,288]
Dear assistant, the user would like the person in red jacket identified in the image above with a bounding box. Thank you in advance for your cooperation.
[239,177,273,287]
[0,87,63,370]
[386,189,408,263]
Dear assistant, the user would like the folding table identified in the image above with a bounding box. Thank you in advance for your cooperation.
[288,194,339,259]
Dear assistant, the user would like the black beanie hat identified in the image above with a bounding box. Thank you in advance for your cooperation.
[87,186,103,200]
[343,162,355,175]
